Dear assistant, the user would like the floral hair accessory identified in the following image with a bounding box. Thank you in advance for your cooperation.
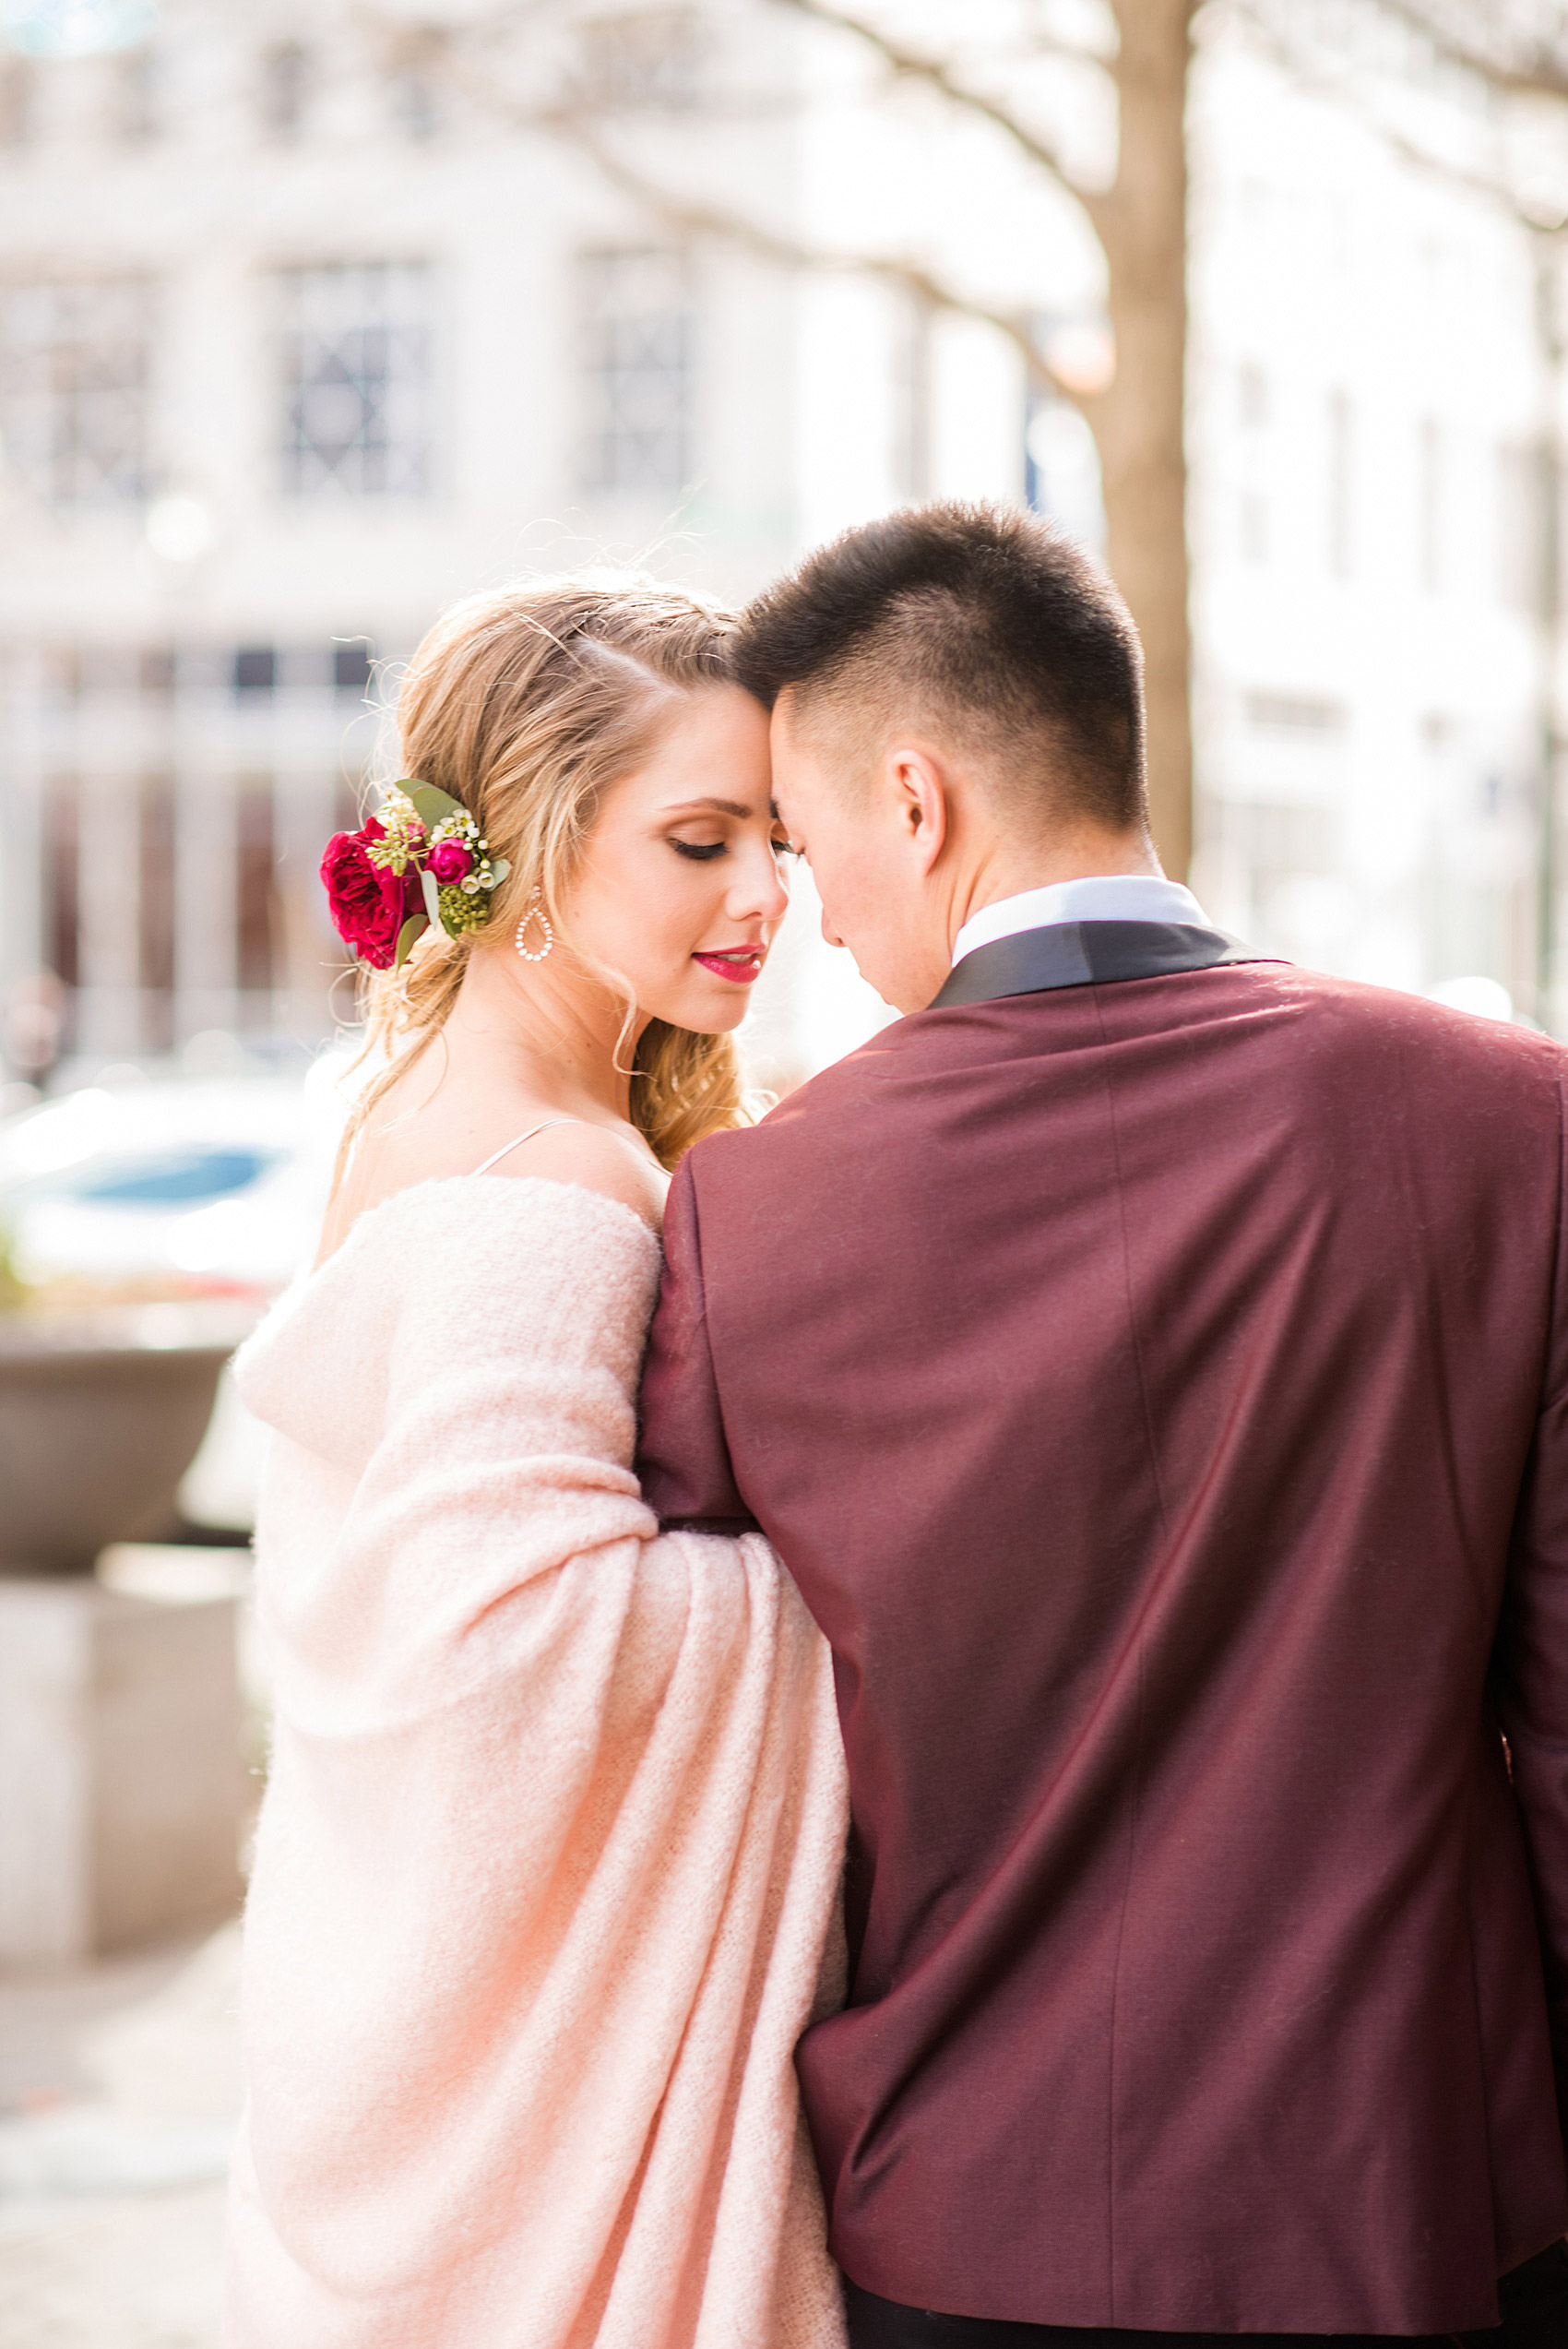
[319,781,510,972]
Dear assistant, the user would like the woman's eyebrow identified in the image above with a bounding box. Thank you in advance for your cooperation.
[660,796,754,819]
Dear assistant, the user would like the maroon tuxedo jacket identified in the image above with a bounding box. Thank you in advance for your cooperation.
[636,930,1568,2337]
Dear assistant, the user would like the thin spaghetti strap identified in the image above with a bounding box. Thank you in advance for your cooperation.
[470,1119,584,1179]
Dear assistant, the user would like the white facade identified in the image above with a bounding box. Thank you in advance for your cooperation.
[1189,25,1551,1020]
[0,0,1560,1100]
[0,0,819,1082]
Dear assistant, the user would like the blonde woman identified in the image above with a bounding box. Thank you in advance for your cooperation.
[224,580,848,2349]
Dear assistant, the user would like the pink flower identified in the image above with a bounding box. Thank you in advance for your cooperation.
[429,839,473,885]
[320,821,418,970]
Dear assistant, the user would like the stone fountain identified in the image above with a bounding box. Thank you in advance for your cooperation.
[0,1307,251,1966]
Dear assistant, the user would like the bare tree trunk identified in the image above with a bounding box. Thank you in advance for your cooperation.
[456,0,1202,873]
[1088,1,1196,879]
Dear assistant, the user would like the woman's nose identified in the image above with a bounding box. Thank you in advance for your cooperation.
[729,842,790,927]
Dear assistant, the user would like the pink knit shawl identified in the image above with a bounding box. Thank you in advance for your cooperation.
[223,1176,848,2349]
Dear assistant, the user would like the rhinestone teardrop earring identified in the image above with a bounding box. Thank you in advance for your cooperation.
[515,887,554,963]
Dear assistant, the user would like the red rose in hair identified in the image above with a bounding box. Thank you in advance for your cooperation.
[320,821,417,970]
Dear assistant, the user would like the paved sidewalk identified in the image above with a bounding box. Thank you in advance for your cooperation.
[0,1925,240,2349]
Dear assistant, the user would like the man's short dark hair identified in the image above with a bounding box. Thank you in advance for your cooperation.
[734,501,1147,835]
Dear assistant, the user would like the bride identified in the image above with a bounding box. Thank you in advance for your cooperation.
[223,578,849,2348]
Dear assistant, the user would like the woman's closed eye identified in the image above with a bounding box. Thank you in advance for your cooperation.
[670,833,802,862]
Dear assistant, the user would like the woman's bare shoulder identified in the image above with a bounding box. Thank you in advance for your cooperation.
[320,1053,667,1259]
[493,1121,668,1232]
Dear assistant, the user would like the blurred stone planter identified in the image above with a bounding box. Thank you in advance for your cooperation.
[0,1308,255,1966]
[0,1310,236,1574]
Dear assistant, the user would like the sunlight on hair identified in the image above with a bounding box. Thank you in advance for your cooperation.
[335,573,758,1186]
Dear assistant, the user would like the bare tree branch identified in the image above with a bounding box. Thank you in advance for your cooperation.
[394,23,1080,403]
[1372,0,1568,103]
[779,0,1104,75]
[765,0,1113,234]
[564,111,1075,399]
[1231,0,1542,220]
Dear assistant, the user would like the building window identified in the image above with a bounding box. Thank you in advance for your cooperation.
[1245,690,1348,737]
[1241,492,1268,566]
[138,775,175,1050]
[0,280,152,509]
[333,639,374,695]
[580,248,695,497]
[237,781,279,1003]
[279,263,434,499]
[1498,441,1549,616]
[1239,361,1270,565]
[1025,395,1105,552]
[388,66,438,138]
[386,35,443,140]
[1419,415,1443,592]
[263,42,310,141]
[113,45,158,143]
[46,779,80,996]
[1210,794,1337,876]
[897,292,933,504]
[1239,363,1270,429]
[0,58,34,148]
[582,10,702,109]
[1327,389,1352,578]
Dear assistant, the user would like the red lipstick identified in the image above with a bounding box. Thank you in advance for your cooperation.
[693,945,765,984]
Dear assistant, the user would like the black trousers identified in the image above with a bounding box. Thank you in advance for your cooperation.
[843,2238,1568,2349]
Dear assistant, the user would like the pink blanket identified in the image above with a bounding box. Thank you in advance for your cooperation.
[225,1176,848,2347]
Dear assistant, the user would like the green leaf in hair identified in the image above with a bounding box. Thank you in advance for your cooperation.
[406,781,466,830]
[393,912,429,972]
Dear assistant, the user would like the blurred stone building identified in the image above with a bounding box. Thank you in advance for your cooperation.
[0,3,802,1078]
[0,0,1560,1089]
[0,0,1040,1089]
[1188,14,1552,1022]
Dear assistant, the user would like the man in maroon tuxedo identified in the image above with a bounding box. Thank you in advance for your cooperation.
[636,504,1568,2345]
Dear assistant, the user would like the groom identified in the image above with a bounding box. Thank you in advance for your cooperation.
[637,503,1568,2345]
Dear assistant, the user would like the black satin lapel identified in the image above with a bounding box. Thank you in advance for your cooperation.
[931,922,1270,1009]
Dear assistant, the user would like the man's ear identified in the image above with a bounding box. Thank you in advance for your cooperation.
[887,746,948,876]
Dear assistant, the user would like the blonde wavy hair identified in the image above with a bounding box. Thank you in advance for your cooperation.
[339,574,757,1175]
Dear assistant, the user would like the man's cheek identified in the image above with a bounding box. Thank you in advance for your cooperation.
[815,864,855,932]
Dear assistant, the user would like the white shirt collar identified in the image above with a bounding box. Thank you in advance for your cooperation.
[952,876,1211,969]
